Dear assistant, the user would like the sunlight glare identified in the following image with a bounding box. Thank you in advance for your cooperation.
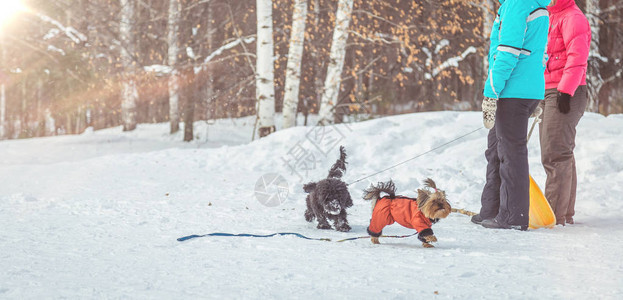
[0,0,25,27]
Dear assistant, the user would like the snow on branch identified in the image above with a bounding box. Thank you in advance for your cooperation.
[425,46,477,79]
[37,13,87,44]
[435,39,450,54]
[203,36,255,64]
[186,47,198,61]
[349,31,402,45]
[143,65,172,75]
[193,36,256,74]
[47,45,66,56]
[144,36,257,76]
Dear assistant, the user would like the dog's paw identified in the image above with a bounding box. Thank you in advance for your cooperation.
[336,224,351,232]
[317,223,332,230]
[424,235,438,243]
[371,236,380,244]
[422,242,435,248]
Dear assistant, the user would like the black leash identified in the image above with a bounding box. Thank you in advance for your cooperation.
[347,126,484,186]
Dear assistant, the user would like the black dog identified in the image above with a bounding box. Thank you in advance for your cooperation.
[303,146,353,232]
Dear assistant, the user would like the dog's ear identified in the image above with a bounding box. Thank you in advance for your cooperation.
[303,182,317,193]
[416,189,430,207]
[423,178,437,191]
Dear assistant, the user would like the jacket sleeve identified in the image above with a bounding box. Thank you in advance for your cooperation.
[488,2,529,98]
[411,211,432,233]
[558,13,591,96]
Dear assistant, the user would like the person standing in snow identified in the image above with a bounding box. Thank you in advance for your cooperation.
[539,0,590,226]
[473,0,551,230]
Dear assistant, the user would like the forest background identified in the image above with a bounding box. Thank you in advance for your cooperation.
[0,0,620,141]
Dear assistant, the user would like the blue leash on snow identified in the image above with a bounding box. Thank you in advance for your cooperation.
[177,232,418,242]
[177,232,332,242]
[335,233,417,242]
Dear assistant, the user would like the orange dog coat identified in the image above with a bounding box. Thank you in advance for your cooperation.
[367,196,433,236]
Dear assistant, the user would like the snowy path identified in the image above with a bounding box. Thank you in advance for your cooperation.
[1,112,622,299]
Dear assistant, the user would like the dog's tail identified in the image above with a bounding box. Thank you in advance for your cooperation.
[327,146,347,179]
[303,182,317,193]
[362,180,396,214]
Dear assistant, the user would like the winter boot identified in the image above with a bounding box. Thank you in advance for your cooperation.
[471,214,484,225]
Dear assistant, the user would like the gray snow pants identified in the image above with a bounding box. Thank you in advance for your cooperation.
[538,86,587,224]
[480,98,539,227]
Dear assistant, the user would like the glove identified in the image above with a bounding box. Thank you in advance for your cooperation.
[482,97,497,129]
[557,92,571,114]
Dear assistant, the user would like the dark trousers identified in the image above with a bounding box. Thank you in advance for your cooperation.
[480,98,539,227]
[538,86,587,223]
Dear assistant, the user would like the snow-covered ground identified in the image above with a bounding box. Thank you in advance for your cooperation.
[1,112,622,299]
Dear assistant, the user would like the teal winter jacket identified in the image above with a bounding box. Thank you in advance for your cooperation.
[484,0,551,100]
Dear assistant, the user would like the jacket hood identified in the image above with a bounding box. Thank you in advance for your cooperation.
[548,0,574,12]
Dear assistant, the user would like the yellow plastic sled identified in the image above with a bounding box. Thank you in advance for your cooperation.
[529,175,556,229]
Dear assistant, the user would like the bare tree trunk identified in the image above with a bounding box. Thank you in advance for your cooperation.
[21,78,27,136]
[204,0,215,121]
[256,0,276,137]
[36,78,43,136]
[85,0,97,130]
[66,113,72,135]
[44,108,55,136]
[75,107,83,134]
[318,0,354,124]
[167,0,181,133]
[311,0,323,115]
[183,15,199,142]
[184,71,197,142]
[120,0,138,131]
[586,0,601,113]
[282,0,308,129]
[481,0,495,73]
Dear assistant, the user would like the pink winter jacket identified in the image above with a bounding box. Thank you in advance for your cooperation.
[545,0,591,96]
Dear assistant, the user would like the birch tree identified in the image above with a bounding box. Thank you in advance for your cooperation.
[317,0,354,124]
[167,0,181,133]
[282,0,308,129]
[120,0,138,131]
[255,0,276,137]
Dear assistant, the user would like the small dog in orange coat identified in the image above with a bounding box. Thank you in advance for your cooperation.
[363,179,451,248]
